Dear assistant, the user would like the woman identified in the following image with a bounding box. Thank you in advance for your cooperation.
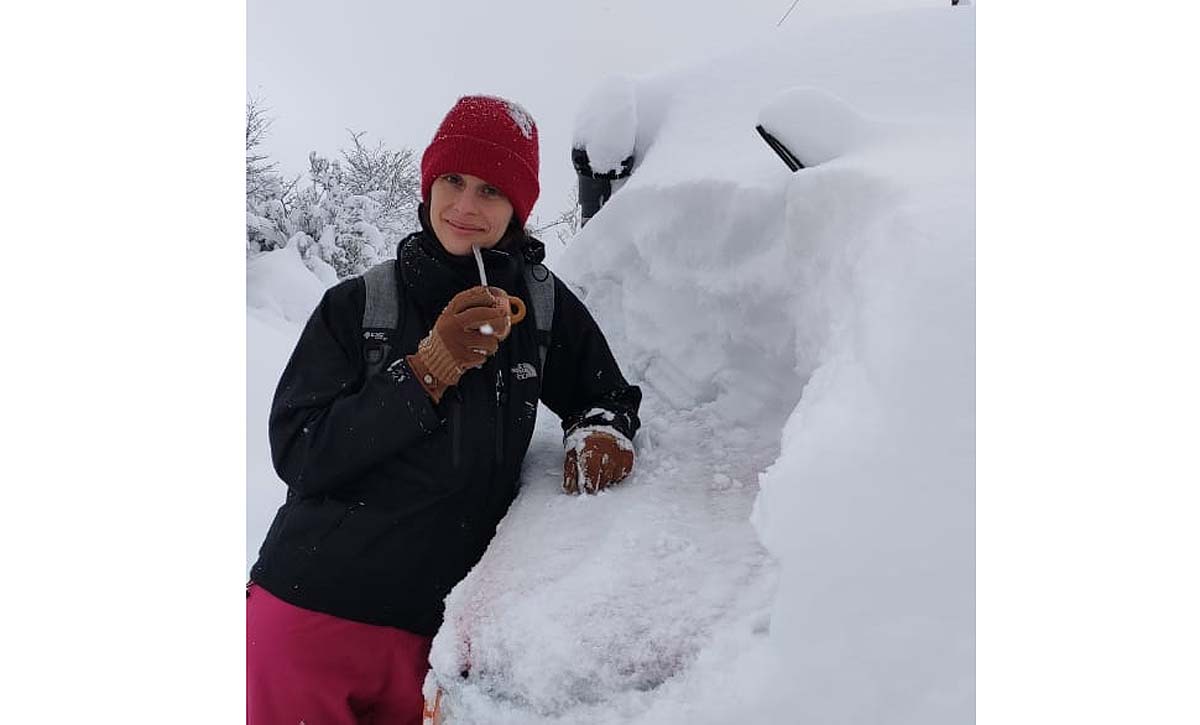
[247,95,642,724]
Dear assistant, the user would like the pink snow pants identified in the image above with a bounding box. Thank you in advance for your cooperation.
[247,583,432,725]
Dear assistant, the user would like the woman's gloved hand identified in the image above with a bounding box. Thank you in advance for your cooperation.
[406,286,512,403]
[563,428,635,495]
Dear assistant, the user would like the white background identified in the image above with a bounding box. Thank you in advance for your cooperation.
[3,1,1199,723]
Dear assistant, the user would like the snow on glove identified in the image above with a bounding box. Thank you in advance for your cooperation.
[407,285,512,403]
[563,427,635,495]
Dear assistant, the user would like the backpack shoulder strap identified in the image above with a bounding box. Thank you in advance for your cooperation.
[361,260,403,379]
[523,262,555,374]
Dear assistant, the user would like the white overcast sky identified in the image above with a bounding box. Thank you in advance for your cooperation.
[247,0,944,224]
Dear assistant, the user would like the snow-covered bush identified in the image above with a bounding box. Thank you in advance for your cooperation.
[244,100,419,279]
[245,97,298,255]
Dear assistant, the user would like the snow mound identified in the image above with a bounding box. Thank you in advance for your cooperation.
[246,243,327,325]
[432,6,973,724]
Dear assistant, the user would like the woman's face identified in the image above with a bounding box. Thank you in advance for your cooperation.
[429,173,515,256]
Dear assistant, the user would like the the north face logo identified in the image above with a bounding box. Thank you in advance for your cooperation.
[512,362,538,380]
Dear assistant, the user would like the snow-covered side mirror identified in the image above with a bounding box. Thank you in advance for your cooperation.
[572,147,634,226]
[573,75,638,227]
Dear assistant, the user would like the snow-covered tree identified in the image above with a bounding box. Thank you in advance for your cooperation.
[289,153,375,279]
[293,134,418,279]
[244,110,420,279]
[246,97,276,204]
[341,130,421,237]
[245,97,298,255]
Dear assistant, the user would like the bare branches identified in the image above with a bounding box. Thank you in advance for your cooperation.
[339,129,421,229]
[246,96,282,204]
[246,96,274,152]
[530,185,581,246]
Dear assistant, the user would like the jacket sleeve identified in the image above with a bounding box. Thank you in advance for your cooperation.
[539,276,642,443]
[268,277,443,496]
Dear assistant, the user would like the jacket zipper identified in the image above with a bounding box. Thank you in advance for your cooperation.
[495,361,506,465]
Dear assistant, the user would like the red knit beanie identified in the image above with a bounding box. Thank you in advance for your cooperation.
[421,95,540,227]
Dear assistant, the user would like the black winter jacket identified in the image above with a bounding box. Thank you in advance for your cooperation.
[250,223,641,635]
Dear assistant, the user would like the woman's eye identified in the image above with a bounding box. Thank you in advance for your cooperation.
[481,185,500,197]
[443,174,463,187]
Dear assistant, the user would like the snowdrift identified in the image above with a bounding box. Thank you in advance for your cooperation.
[432,7,974,724]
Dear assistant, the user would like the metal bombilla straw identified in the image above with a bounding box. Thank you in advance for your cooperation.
[471,244,489,288]
[471,244,526,333]
[472,244,496,336]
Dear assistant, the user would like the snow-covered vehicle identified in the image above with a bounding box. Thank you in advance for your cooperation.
[424,6,974,724]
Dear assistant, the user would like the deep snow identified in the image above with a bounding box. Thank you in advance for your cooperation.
[247,6,974,724]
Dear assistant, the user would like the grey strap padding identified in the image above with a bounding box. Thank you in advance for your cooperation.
[362,261,400,330]
[362,261,400,379]
[523,264,555,373]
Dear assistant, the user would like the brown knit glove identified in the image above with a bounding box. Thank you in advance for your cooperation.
[407,286,512,403]
[563,429,635,495]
